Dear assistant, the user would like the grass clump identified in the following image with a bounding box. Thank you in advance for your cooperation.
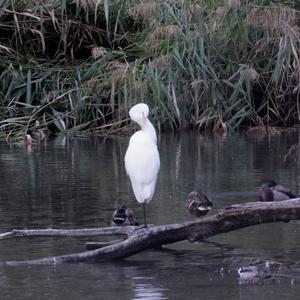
[0,0,300,141]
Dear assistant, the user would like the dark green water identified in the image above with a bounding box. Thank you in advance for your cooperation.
[1,132,300,299]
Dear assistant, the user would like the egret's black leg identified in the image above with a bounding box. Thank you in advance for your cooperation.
[142,202,147,227]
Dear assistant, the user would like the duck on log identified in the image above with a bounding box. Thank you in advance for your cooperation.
[1,198,300,265]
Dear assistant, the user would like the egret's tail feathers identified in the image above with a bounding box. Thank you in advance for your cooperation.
[131,180,156,204]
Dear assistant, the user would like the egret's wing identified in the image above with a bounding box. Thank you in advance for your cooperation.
[125,132,160,203]
[125,133,160,184]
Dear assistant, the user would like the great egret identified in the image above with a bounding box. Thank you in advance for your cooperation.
[124,103,160,227]
[186,189,213,218]
[259,180,298,202]
[111,206,139,226]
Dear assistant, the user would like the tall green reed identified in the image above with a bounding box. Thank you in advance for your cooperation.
[0,0,299,141]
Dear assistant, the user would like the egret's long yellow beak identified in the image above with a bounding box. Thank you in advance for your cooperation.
[141,112,146,129]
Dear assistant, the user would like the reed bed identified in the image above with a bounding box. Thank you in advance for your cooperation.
[0,0,299,140]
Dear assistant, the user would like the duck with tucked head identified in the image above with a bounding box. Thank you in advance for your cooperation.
[259,180,298,202]
[111,206,139,226]
[186,189,213,218]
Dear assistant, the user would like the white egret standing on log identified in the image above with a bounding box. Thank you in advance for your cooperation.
[125,103,160,227]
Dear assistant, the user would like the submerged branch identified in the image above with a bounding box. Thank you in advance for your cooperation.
[2,199,300,265]
[0,227,133,240]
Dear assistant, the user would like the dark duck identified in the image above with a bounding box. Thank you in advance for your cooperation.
[112,206,139,226]
[259,180,298,202]
[186,190,213,218]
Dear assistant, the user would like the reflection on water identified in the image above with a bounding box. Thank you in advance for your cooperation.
[1,131,300,299]
[132,277,167,300]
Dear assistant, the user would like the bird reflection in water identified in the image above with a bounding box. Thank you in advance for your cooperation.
[132,277,167,300]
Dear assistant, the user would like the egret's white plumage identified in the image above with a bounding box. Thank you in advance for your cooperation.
[125,103,160,225]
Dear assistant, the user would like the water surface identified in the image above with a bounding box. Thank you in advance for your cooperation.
[0,132,300,299]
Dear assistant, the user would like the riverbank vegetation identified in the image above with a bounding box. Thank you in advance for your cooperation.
[0,0,299,141]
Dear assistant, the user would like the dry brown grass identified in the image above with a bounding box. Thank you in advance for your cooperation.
[188,4,203,14]
[1,0,300,140]
[105,61,130,86]
[143,40,162,52]
[228,0,241,9]
[91,47,107,60]
[148,25,181,41]
[76,0,97,9]
[249,68,259,81]
[149,55,170,68]
[186,4,203,21]
[215,6,227,17]
[131,80,146,95]
[127,2,157,22]
[191,80,204,90]
[245,5,296,30]
[81,79,102,91]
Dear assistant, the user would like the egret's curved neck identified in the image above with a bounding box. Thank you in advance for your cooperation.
[143,118,157,144]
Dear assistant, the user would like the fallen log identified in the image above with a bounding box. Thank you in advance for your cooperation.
[0,227,133,240]
[86,240,124,250]
[1,198,300,265]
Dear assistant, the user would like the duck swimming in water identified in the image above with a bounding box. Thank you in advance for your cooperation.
[237,265,272,285]
[186,190,213,218]
[111,206,139,226]
[259,180,298,202]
